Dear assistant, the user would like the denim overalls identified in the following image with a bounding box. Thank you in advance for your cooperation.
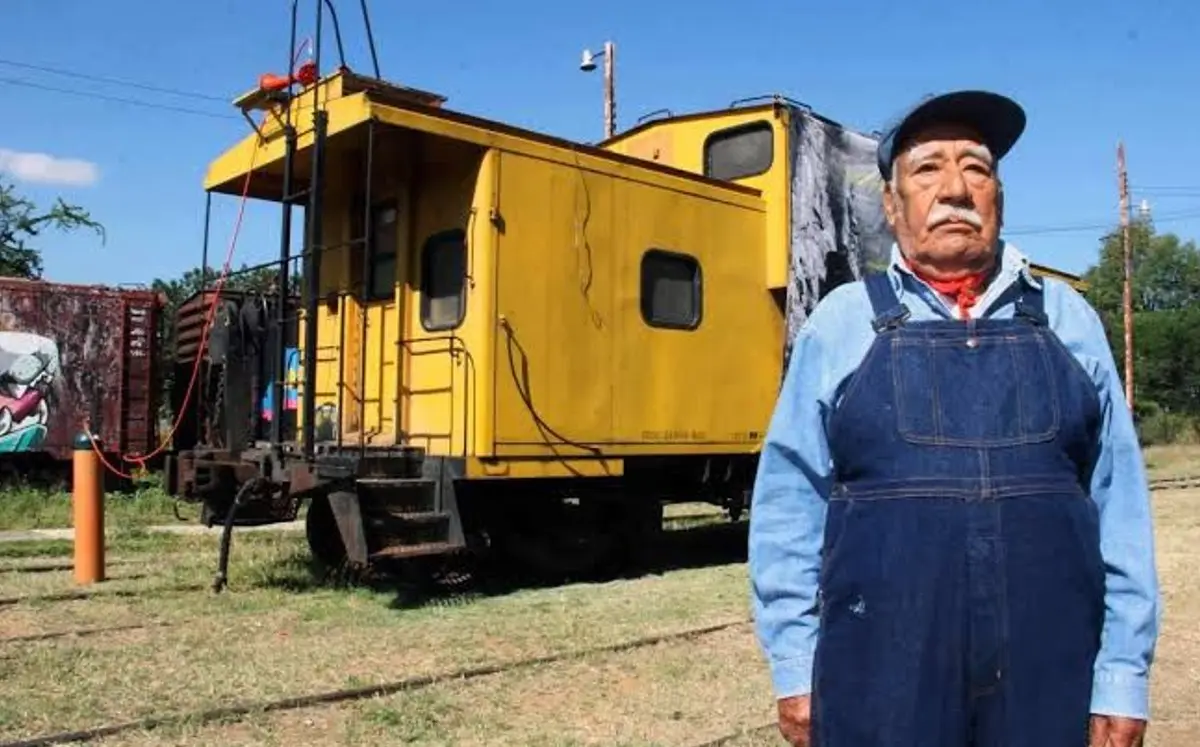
[811,272,1107,746]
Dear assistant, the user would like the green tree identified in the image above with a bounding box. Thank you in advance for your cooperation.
[1082,221,1200,441]
[1082,220,1200,318]
[0,177,105,278]
[1131,307,1200,415]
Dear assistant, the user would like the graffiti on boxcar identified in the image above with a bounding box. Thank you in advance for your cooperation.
[0,332,62,453]
[259,347,301,421]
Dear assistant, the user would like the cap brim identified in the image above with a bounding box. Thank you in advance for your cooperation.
[878,90,1026,179]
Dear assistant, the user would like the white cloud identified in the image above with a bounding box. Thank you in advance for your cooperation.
[0,148,99,187]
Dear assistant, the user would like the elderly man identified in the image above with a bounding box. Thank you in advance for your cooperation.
[748,90,1160,747]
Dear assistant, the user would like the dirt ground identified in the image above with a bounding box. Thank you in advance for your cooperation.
[0,452,1195,746]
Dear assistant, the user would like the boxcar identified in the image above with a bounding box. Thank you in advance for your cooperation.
[0,278,163,474]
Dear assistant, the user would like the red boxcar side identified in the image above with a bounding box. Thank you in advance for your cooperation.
[0,278,163,463]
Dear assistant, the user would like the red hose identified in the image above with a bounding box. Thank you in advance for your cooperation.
[91,41,313,482]
[90,136,260,481]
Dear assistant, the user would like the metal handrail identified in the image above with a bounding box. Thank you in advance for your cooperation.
[396,334,478,458]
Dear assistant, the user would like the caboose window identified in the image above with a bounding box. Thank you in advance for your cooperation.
[703,121,773,181]
[351,198,398,301]
[367,202,398,300]
[641,249,701,330]
[420,229,467,331]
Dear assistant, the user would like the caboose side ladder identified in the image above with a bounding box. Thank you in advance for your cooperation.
[266,0,465,571]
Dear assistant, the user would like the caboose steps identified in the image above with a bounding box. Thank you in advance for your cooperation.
[356,477,438,513]
[303,448,467,571]
[370,541,462,561]
[312,447,425,480]
[360,476,453,550]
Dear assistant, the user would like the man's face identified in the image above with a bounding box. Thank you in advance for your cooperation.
[882,122,1002,278]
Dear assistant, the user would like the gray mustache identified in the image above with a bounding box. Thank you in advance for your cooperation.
[927,204,983,230]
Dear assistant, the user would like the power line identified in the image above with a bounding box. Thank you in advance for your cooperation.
[1130,184,1200,192]
[0,57,1197,241]
[1133,190,1200,199]
[1005,207,1200,237]
[0,57,228,102]
[0,76,238,121]
[1006,223,1114,237]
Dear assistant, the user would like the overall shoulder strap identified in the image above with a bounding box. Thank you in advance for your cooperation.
[863,271,911,333]
[1013,275,1049,326]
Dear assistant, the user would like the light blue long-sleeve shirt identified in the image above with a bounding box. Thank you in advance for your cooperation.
[748,240,1161,720]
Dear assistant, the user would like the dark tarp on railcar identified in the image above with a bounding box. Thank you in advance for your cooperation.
[784,106,893,368]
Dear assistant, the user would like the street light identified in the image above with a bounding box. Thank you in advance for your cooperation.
[579,40,615,139]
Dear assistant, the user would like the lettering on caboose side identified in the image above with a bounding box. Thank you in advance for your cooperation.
[641,429,709,442]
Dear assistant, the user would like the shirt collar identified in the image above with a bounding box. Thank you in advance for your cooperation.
[885,239,1040,317]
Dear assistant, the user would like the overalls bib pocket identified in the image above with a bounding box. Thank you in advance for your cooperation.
[891,331,1062,447]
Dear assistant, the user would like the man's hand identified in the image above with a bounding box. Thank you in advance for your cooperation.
[1089,714,1147,747]
[777,695,812,746]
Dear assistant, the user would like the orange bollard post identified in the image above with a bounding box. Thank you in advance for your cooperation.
[72,432,105,584]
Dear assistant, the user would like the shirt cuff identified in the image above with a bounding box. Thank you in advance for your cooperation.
[769,655,814,700]
[1091,669,1151,720]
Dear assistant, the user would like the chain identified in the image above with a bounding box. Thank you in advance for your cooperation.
[242,357,258,452]
[208,365,226,449]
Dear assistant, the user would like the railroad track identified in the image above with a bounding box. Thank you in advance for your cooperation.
[0,617,752,747]
[0,562,86,576]
[0,621,171,645]
[0,581,211,608]
[688,721,779,747]
[0,558,146,575]
[1150,475,1200,491]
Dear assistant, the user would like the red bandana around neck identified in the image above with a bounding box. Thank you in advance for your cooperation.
[904,261,990,319]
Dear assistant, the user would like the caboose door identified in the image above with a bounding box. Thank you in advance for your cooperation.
[392,142,477,457]
[342,192,406,445]
[398,225,469,457]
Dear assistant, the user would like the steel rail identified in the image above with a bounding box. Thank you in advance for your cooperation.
[687,721,779,747]
[0,618,751,747]
[0,621,171,646]
[0,582,210,608]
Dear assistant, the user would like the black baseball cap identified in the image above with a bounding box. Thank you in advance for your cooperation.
[876,90,1026,181]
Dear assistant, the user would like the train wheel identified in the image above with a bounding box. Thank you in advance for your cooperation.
[494,498,620,581]
[393,552,477,596]
[618,498,664,572]
[515,528,616,580]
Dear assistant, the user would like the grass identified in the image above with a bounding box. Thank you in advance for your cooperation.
[1143,444,1200,481]
[0,519,758,744]
[0,472,192,532]
[0,449,1196,745]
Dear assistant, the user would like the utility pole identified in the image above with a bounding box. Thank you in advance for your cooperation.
[1118,141,1134,410]
[579,41,616,139]
[603,40,615,139]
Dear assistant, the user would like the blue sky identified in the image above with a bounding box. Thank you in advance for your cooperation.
[3,0,1199,286]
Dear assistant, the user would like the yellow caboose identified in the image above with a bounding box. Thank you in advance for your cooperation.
[166,56,1084,582]
[599,98,1088,293]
